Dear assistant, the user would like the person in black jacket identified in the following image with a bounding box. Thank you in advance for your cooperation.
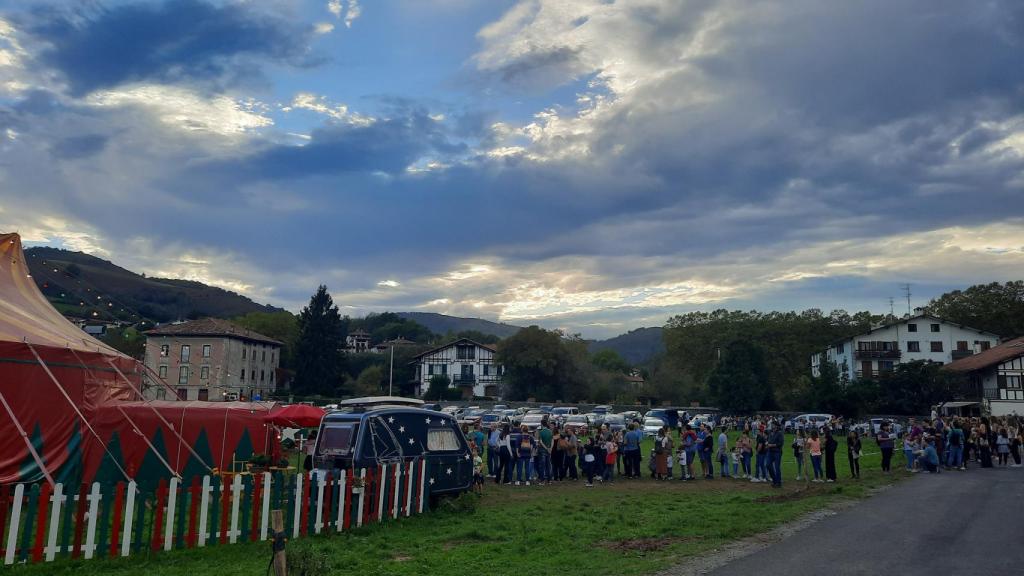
[847,430,862,479]
[824,429,838,482]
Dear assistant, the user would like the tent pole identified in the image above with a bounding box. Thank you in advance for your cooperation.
[105,359,215,475]
[26,342,131,483]
[0,389,55,486]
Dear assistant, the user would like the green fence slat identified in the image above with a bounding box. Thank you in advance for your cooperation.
[240,475,252,542]
[18,484,39,562]
[132,490,147,554]
[284,475,295,534]
[59,484,75,559]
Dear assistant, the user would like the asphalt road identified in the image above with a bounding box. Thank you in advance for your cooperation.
[710,465,1024,576]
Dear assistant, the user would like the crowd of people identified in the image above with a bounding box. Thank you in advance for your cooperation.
[461,413,1024,490]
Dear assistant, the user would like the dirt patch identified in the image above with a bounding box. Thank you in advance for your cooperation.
[442,540,466,551]
[601,536,701,554]
[391,555,413,562]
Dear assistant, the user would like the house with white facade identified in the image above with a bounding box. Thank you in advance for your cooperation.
[412,338,504,398]
[811,313,1000,381]
[943,337,1024,416]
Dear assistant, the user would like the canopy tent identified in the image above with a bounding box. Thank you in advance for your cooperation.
[267,403,325,428]
[0,233,140,485]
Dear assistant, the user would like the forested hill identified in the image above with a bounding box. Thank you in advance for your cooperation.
[395,312,522,339]
[587,327,665,364]
[25,246,281,324]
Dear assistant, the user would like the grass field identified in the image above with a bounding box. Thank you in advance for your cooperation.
[11,434,907,576]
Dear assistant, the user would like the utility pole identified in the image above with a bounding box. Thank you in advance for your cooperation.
[889,297,895,318]
[388,345,394,396]
[901,284,912,316]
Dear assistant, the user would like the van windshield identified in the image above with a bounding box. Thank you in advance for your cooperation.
[319,424,358,456]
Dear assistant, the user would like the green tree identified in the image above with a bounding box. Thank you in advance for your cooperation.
[424,374,451,401]
[925,281,1024,338]
[496,326,585,401]
[293,286,345,396]
[101,326,146,358]
[351,365,384,396]
[591,349,631,374]
[872,360,971,415]
[706,340,772,414]
[234,311,300,368]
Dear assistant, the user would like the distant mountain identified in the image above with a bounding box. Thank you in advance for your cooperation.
[395,312,522,339]
[588,327,665,364]
[25,246,281,324]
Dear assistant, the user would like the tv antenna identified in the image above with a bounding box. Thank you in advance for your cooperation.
[900,284,912,316]
[888,297,895,317]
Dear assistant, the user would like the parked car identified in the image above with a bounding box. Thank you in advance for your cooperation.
[869,418,903,437]
[620,410,642,424]
[784,413,833,433]
[687,414,715,430]
[563,414,591,434]
[646,408,687,429]
[521,413,547,431]
[584,412,606,428]
[312,402,472,498]
[538,405,555,414]
[592,405,613,415]
[492,404,509,411]
[458,408,486,427]
[479,411,506,429]
[603,414,627,433]
[422,403,443,412]
[642,417,665,437]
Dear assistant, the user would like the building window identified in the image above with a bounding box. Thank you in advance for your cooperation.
[240,369,245,381]
[177,388,187,401]
[242,347,247,359]
[180,345,190,363]
[159,365,168,378]
[456,345,475,360]
[200,366,209,379]
[836,344,845,354]
[483,364,490,376]
[198,389,209,401]
[270,371,275,383]
[160,344,169,357]
[907,341,920,352]
[930,324,940,333]
[202,344,211,358]
[956,341,969,352]
[178,366,189,385]
[155,388,167,400]
[907,324,917,332]
[262,350,266,361]
[979,341,991,351]
[879,360,895,372]
[261,370,265,382]
[930,341,943,352]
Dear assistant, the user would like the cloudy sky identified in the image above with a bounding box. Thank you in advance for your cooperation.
[1,0,1022,338]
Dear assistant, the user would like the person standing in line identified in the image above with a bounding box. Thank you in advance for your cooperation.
[847,430,862,479]
[736,430,752,479]
[615,429,625,476]
[808,430,823,482]
[515,425,535,485]
[551,425,565,481]
[565,428,580,479]
[701,425,715,479]
[767,423,784,487]
[946,420,964,470]
[663,428,675,479]
[654,427,668,480]
[603,435,617,483]
[681,425,698,480]
[792,429,806,481]
[622,423,642,479]
[824,428,838,483]
[1011,426,1023,467]
[717,426,731,478]
[536,422,554,484]
[752,426,768,483]
[496,425,514,484]
[996,428,1010,467]
[487,424,501,477]
[877,422,895,473]
[582,436,598,487]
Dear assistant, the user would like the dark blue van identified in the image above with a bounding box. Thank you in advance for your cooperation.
[311,397,473,498]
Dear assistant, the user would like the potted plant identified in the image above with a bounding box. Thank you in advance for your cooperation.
[249,453,270,473]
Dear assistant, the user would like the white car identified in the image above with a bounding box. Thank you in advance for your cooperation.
[643,417,666,437]
[785,413,833,433]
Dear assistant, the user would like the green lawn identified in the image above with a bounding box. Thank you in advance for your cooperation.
[12,434,906,576]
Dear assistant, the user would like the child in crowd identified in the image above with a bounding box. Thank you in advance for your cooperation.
[677,445,690,480]
[731,446,741,477]
[472,447,484,494]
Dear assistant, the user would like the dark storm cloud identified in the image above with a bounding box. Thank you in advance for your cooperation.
[23,0,317,96]
[49,134,108,159]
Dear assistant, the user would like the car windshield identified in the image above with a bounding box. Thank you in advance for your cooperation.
[481,413,500,423]
[604,415,625,424]
[645,418,663,426]
[553,408,571,415]
[523,415,545,423]
[318,424,358,456]
[565,415,588,424]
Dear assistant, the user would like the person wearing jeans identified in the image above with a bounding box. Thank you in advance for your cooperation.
[877,423,895,473]
[515,426,535,485]
[767,424,784,487]
[717,428,731,478]
[807,430,823,482]
[487,425,501,476]
[946,422,964,469]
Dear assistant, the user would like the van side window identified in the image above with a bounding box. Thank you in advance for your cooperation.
[427,429,461,451]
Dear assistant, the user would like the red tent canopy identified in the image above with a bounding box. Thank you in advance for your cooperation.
[0,233,140,485]
[267,404,325,428]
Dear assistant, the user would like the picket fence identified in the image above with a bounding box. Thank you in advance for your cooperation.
[0,457,430,566]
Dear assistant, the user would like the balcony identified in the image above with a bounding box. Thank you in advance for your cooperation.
[854,341,901,360]
[452,374,476,386]
[951,350,974,360]
[855,369,895,379]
